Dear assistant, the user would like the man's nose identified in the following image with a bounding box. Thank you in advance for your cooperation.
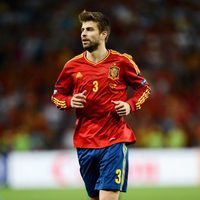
[81,30,87,37]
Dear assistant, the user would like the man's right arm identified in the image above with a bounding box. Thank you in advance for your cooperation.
[51,64,74,110]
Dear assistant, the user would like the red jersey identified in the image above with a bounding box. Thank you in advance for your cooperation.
[51,49,151,148]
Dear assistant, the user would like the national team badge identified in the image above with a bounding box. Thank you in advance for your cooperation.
[108,65,120,80]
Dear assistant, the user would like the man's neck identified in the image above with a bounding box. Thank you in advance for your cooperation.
[86,46,108,63]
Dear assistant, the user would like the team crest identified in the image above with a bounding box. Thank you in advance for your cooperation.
[108,65,120,80]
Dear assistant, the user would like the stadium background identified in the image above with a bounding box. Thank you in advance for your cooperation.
[0,0,200,199]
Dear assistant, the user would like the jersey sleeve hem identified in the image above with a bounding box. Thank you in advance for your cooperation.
[51,93,72,110]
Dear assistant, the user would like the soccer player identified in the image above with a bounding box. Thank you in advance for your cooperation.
[51,10,151,200]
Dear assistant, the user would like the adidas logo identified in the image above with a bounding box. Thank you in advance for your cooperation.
[76,72,83,78]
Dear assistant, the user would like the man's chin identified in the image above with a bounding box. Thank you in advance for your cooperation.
[83,45,89,50]
[83,45,98,53]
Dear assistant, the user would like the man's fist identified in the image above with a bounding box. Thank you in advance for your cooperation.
[71,90,87,108]
[111,100,131,116]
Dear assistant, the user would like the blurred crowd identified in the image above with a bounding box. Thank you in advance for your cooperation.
[0,0,199,153]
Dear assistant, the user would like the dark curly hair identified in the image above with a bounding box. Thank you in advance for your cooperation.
[78,10,111,42]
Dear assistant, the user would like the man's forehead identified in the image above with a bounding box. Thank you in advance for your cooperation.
[81,21,98,28]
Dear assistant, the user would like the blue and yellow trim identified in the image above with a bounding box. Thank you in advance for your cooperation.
[120,143,127,191]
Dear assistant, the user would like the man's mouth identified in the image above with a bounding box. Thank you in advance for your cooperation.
[82,39,90,42]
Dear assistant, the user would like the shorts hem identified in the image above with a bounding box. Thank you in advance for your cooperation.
[95,185,127,193]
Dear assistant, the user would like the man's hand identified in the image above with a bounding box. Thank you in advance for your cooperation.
[111,100,131,116]
[71,90,87,108]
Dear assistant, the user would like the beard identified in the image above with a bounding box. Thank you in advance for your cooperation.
[82,40,99,53]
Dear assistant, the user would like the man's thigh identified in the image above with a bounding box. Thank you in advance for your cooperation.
[77,143,129,198]
[77,148,100,198]
[95,143,128,192]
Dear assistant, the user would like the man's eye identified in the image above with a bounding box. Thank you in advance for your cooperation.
[88,28,94,31]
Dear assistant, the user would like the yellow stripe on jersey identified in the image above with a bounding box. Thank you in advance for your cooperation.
[51,96,66,105]
[111,50,140,75]
[135,86,151,110]
[123,54,140,75]
[120,143,127,191]
[51,96,67,109]
[66,53,84,63]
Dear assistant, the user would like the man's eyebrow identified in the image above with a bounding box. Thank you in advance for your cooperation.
[81,26,94,30]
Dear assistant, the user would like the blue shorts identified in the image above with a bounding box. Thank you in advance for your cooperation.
[77,143,128,198]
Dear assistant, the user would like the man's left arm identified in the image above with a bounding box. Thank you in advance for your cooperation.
[123,56,151,112]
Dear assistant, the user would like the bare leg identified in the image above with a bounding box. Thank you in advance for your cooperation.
[99,190,120,200]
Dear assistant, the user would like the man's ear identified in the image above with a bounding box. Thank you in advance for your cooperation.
[100,31,108,41]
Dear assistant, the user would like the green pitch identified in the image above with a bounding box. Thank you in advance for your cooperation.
[0,187,200,200]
